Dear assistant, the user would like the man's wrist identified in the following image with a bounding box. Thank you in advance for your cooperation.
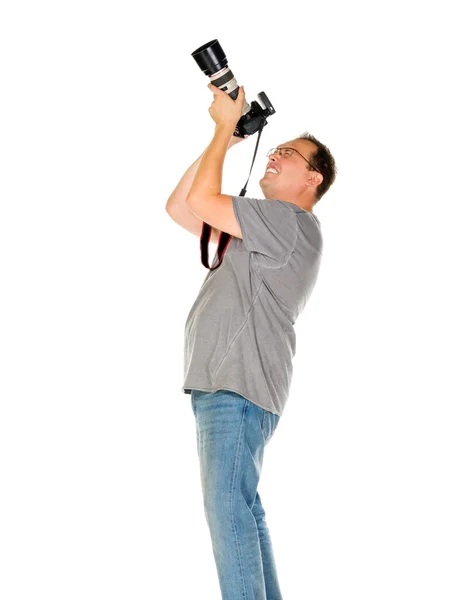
[215,122,237,137]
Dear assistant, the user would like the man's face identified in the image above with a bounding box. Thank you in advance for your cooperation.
[259,139,320,200]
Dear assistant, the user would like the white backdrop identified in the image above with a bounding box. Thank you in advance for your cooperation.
[1,1,454,599]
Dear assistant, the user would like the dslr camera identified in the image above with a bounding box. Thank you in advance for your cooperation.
[191,39,276,138]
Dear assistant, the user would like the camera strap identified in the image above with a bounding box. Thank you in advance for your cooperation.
[200,123,265,270]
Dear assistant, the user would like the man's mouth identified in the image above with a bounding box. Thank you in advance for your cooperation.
[266,167,279,174]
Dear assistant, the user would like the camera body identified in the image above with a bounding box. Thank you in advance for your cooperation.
[191,39,275,138]
[232,92,275,138]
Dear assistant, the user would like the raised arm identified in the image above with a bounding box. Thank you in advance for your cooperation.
[165,135,246,243]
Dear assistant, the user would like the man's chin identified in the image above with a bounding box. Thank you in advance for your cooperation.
[259,178,272,191]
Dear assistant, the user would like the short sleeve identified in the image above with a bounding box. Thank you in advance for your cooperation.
[232,196,297,268]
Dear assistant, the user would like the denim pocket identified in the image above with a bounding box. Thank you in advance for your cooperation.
[261,410,280,445]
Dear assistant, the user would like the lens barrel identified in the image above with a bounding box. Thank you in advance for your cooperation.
[192,39,244,105]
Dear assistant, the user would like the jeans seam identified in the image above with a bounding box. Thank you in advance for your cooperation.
[261,409,267,442]
[229,399,249,600]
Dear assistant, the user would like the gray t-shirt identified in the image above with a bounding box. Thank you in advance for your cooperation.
[181,195,323,416]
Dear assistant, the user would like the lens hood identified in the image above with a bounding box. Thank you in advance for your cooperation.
[191,39,228,76]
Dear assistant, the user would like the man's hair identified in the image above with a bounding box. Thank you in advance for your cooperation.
[297,132,337,202]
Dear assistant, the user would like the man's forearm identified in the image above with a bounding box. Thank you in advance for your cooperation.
[165,132,242,212]
[187,125,235,200]
[165,154,204,212]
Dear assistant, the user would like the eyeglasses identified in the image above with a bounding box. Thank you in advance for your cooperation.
[267,147,321,173]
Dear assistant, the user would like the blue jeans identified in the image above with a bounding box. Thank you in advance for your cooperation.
[191,389,283,600]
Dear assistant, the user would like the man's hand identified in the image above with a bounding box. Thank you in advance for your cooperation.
[207,83,245,131]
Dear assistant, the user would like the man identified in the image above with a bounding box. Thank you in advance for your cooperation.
[165,84,336,600]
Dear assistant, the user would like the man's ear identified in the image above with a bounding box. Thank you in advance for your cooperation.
[308,172,324,187]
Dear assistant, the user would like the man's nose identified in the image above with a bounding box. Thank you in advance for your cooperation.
[270,155,281,168]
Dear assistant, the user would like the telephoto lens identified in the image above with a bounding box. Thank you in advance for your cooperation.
[191,39,250,116]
